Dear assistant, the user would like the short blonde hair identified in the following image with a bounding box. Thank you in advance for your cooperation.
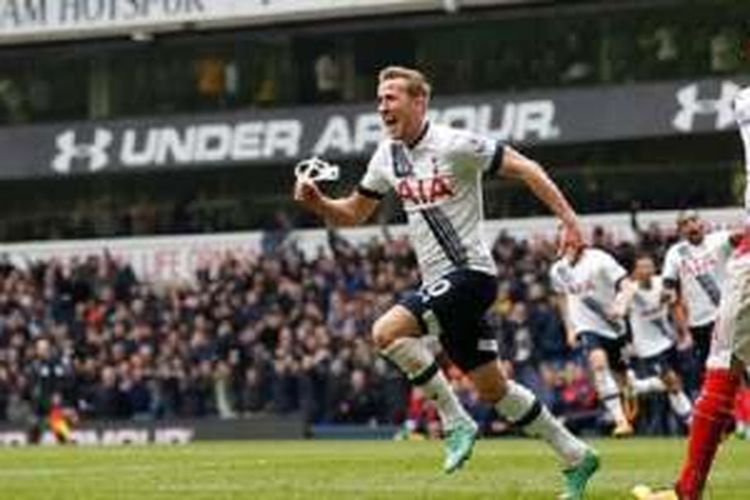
[378,66,431,100]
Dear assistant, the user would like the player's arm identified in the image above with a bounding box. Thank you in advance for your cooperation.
[552,292,578,349]
[661,247,681,305]
[611,277,637,319]
[598,251,629,319]
[294,179,380,227]
[671,296,692,344]
[498,147,583,244]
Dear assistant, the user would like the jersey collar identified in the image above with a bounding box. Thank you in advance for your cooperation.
[407,120,430,149]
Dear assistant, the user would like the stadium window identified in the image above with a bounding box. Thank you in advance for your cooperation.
[194,55,227,109]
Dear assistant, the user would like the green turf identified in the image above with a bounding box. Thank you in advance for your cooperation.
[0,438,748,499]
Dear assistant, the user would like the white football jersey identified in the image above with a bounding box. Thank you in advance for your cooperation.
[359,122,499,285]
[549,248,628,339]
[662,231,732,328]
[627,277,675,359]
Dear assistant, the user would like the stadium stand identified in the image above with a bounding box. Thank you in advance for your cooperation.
[0,219,714,437]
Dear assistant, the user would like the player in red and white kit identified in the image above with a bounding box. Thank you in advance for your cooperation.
[633,87,750,500]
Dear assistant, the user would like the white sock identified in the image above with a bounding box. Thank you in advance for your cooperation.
[668,390,693,422]
[594,368,627,423]
[382,337,472,430]
[496,381,589,467]
[627,371,667,395]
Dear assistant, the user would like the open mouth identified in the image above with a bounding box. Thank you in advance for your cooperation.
[382,115,398,128]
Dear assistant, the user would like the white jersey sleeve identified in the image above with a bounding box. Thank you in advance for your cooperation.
[358,143,391,197]
[448,130,504,174]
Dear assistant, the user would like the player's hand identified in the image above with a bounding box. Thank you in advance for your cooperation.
[294,177,323,209]
[558,219,585,258]
[561,220,584,249]
[660,289,675,305]
[566,329,578,349]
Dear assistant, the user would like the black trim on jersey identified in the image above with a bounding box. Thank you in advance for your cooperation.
[632,293,673,339]
[410,361,439,386]
[581,296,623,333]
[486,141,506,175]
[407,121,430,149]
[391,143,414,178]
[357,185,385,200]
[420,207,469,267]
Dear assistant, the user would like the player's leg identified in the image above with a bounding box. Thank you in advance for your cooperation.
[634,251,750,500]
[628,351,692,426]
[672,359,745,497]
[690,323,713,386]
[627,368,667,395]
[373,304,475,436]
[661,355,692,427]
[582,335,632,436]
[468,360,598,500]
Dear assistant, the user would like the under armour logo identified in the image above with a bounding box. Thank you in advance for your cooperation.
[52,129,113,174]
[673,81,740,132]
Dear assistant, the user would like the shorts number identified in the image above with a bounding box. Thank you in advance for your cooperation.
[424,279,451,298]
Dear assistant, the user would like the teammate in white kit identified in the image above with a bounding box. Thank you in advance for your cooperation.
[612,253,692,426]
[295,66,599,499]
[662,211,733,385]
[633,87,750,500]
[550,243,634,437]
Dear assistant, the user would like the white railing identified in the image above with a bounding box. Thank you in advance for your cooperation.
[0,206,742,283]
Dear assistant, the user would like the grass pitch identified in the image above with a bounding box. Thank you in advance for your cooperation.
[0,438,748,499]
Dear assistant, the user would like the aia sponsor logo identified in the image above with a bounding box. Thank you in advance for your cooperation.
[565,279,595,295]
[679,255,719,276]
[396,174,455,206]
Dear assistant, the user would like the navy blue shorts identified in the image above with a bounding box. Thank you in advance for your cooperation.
[398,269,498,372]
[578,331,628,372]
[634,346,682,378]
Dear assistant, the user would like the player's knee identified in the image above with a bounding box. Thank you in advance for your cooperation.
[476,381,506,403]
[372,306,421,350]
[371,317,395,350]
[588,349,608,371]
[372,315,407,350]
[470,362,508,403]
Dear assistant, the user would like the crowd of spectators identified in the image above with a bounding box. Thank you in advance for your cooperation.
[0,220,724,437]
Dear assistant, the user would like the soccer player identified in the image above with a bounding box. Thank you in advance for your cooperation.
[662,210,733,385]
[550,239,634,437]
[632,87,750,500]
[612,253,692,427]
[294,66,599,498]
